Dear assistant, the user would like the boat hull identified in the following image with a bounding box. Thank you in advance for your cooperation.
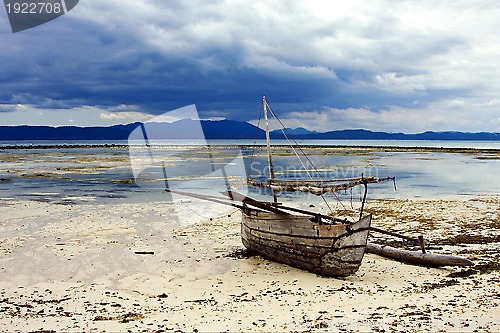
[241,208,372,277]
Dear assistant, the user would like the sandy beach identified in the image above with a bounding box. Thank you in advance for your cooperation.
[0,194,499,332]
[3,0,500,331]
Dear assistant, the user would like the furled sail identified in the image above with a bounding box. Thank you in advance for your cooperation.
[247,176,395,196]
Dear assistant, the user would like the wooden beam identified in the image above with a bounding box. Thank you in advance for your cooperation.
[366,243,474,267]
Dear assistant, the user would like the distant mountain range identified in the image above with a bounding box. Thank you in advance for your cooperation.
[0,119,499,141]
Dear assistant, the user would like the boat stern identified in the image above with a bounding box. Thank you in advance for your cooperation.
[320,214,372,277]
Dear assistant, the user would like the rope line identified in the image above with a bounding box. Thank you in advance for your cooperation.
[265,101,348,213]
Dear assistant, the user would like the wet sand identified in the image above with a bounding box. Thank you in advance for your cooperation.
[0,195,499,332]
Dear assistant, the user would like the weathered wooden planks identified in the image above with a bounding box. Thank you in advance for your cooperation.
[241,210,372,277]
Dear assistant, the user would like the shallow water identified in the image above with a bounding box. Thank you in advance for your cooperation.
[0,144,498,210]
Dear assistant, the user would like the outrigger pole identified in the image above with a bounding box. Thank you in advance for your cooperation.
[165,188,426,249]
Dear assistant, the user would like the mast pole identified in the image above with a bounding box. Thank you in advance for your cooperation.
[263,96,278,204]
[359,177,368,220]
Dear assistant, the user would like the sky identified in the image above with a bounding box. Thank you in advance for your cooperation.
[1,0,499,133]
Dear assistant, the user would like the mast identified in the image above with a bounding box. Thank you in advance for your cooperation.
[263,96,278,204]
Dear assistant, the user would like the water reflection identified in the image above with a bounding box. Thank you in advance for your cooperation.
[0,146,498,205]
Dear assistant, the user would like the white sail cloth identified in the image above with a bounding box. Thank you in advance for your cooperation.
[247,176,394,196]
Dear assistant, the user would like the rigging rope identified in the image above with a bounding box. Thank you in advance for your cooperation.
[265,101,348,213]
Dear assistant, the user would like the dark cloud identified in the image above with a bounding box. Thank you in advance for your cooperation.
[0,0,499,132]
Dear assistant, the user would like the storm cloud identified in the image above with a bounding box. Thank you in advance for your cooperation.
[1,0,499,132]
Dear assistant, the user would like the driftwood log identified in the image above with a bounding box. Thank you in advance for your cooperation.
[366,243,474,267]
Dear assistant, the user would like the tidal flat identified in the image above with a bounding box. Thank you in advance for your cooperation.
[0,143,498,331]
[0,196,499,332]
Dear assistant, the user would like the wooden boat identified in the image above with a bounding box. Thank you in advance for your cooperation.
[166,96,472,276]
[235,96,396,276]
[241,205,372,277]
[167,186,380,277]
[169,96,395,277]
